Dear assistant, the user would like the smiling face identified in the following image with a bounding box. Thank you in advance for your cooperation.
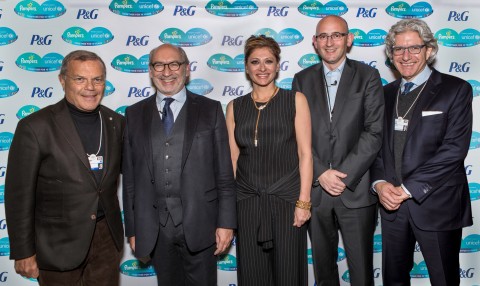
[313,16,353,70]
[245,47,279,88]
[59,59,105,112]
[392,30,432,81]
[149,45,190,96]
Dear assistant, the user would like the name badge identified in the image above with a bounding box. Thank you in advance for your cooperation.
[395,117,409,131]
[88,154,104,170]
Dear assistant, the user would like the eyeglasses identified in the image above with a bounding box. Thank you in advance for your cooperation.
[315,32,348,42]
[64,75,105,86]
[391,45,426,55]
[151,61,184,72]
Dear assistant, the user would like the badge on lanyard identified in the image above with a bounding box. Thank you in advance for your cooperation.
[395,117,409,131]
[88,154,104,170]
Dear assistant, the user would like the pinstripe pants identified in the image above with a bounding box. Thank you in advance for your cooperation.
[236,196,308,286]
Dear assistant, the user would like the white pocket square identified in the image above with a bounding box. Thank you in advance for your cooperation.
[422,111,443,117]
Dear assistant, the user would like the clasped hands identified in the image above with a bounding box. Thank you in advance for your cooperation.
[375,182,410,210]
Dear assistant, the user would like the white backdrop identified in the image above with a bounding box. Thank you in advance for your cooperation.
[0,1,479,285]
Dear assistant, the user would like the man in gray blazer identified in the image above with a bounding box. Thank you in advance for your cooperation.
[5,50,124,285]
[122,44,236,286]
[292,15,384,285]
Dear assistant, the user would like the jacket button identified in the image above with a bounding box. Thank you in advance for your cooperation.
[151,179,155,184]
[90,214,96,220]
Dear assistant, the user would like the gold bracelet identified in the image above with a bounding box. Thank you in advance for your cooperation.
[295,200,312,210]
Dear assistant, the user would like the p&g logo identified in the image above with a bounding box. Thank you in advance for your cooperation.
[217,254,237,271]
[16,53,63,72]
[298,54,320,68]
[0,237,9,256]
[356,8,377,18]
[62,27,114,46]
[350,29,387,47]
[111,54,149,73]
[207,54,244,72]
[449,62,470,73]
[459,267,475,279]
[31,87,53,98]
[410,261,429,278]
[127,87,153,98]
[448,11,469,21]
[159,28,212,47]
[16,105,40,120]
[435,28,480,47]
[254,28,303,46]
[173,5,196,16]
[205,1,258,17]
[0,80,19,99]
[461,234,480,253]
[221,36,244,46]
[30,34,52,46]
[14,0,66,19]
[298,1,348,18]
[0,28,18,46]
[187,79,214,95]
[267,6,289,17]
[222,86,244,96]
[386,2,433,19]
[126,35,149,46]
[109,0,164,17]
[77,9,99,19]
[0,271,7,283]
[120,259,156,277]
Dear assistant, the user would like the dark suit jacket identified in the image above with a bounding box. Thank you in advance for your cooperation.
[5,99,125,271]
[122,91,236,257]
[292,59,384,208]
[371,68,473,231]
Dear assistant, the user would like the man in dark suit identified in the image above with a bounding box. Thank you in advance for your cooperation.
[5,50,124,285]
[292,15,384,285]
[372,19,473,286]
[122,44,236,286]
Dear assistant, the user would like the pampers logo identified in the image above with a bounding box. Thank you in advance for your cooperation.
[0,27,18,46]
[217,254,237,271]
[109,0,164,17]
[337,247,346,262]
[0,132,14,151]
[159,28,212,47]
[468,80,479,97]
[435,28,480,48]
[205,0,258,17]
[16,105,40,119]
[254,28,303,46]
[16,53,63,72]
[470,131,480,150]
[207,54,244,72]
[341,270,350,283]
[187,79,213,95]
[298,1,348,18]
[298,54,320,68]
[276,78,293,90]
[386,2,433,19]
[410,261,429,278]
[14,0,66,19]
[0,80,20,98]
[468,182,480,201]
[120,259,156,277]
[373,234,382,253]
[351,29,387,47]
[62,27,114,46]
[111,54,149,73]
[461,234,480,253]
[115,106,128,116]
[105,81,115,96]
[0,237,9,256]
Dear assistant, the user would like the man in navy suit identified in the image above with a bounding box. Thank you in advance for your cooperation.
[122,44,236,286]
[372,19,473,286]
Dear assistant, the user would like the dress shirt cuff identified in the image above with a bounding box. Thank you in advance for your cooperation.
[371,180,386,194]
[401,184,412,198]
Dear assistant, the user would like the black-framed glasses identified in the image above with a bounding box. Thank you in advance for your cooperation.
[315,32,348,42]
[391,44,426,56]
[64,75,105,86]
[151,61,184,72]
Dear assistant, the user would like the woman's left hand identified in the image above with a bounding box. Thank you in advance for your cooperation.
[293,207,311,227]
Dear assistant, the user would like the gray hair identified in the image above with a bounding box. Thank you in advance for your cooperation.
[385,19,438,64]
[59,50,106,77]
[149,44,190,65]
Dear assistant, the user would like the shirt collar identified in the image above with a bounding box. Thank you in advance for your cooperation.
[401,65,432,87]
[156,87,187,105]
[323,58,346,75]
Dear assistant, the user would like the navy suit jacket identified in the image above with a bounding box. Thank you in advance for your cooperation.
[371,68,473,231]
[122,91,236,257]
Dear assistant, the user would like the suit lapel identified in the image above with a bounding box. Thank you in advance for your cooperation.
[98,107,116,185]
[309,64,330,128]
[143,96,156,178]
[331,59,354,127]
[181,91,199,170]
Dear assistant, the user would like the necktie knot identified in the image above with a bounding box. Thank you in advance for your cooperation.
[402,82,414,95]
[162,97,175,135]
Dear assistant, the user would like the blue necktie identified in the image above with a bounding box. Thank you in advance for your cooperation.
[402,82,414,96]
[162,97,175,135]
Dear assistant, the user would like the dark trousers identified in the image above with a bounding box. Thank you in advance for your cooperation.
[151,214,217,286]
[236,196,308,286]
[38,218,121,286]
[381,203,462,286]
[309,194,377,286]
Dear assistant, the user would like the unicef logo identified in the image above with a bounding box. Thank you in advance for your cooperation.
[0,237,9,256]
[410,261,429,278]
[205,0,258,17]
[350,29,387,47]
[0,132,14,151]
[0,79,20,98]
[298,1,348,18]
[207,54,244,72]
[115,106,128,116]
[217,254,237,271]
[386,2,433,19]
[373,234,382,253]
[461,234,480,253]
[14,0,66,19]
[16,105,40,120]
[435,28,480,48]
[104,81,116,97]
[187,79,214,95]
[298,54,321,68]
[470,131,480,150]
[467,80,480,97]
[109,0,164,17]
[120,259,156,277]
[468,182,480,201]
[111,54,149,73]
[62,27,114,46]
[254,28,303,46]
[159,28,212,47]
[276,78,293,90]
[341,270,350,283]
[0,27,18,46]
[16,52,63,72]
